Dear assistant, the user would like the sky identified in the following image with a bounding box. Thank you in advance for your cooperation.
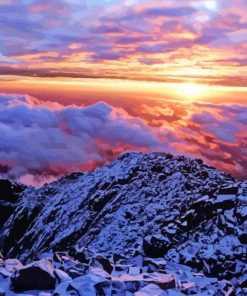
[0,0,246,185]
[0,0,247,84]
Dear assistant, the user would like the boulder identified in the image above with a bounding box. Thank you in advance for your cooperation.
[68,274,107,296]
[91,255,113,274]
[143,258,166,273]
[143,235,172,258]
[54,269,72,283]
[11,259,56,292]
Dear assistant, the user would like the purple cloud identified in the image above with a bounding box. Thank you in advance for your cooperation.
[0,93,158,184]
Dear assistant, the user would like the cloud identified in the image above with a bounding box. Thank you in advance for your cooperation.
[143,6,196,17]
[0,0,247,85]
[0,93,158,185]
[177,102,247,179]
[0,93,246,185]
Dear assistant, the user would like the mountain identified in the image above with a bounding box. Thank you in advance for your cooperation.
[0,152,246,295]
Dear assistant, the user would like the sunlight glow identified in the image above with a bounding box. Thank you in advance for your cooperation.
[174,83,209,100]
[204,0,218,11]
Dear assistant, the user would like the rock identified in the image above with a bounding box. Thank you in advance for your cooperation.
[0,179,24,202]
[54,268,72,283]
[112,253,126,264]
[64,260,90,279]
[117,273,176,292]
[143,235,172,258]
[0,179,25,228]
[119,255,144,268]
[239,274,247,288]
[89,267,111,279]
[53,281,70,296]
[11,258,56,292]
[68,274,106,296]
[144,258,166,273]
[134,284,165,296]
[218,186,239,195]
[111,264,130,277]
[236,206,247,222]
[91,255,113,274]
[0,267,12,278]
[128,266,141,276]
[95,280,126,295]
[67,266,89,279]
[5,259,23,273]
[213,194,235,211]
[68,248,90,264]
[179,281,197,294]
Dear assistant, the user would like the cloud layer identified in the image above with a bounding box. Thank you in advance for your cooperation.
[0,94,158,185]
[0,93,246,185]
[0,0,247,85]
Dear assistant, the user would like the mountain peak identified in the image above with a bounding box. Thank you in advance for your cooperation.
[0,153,246,294]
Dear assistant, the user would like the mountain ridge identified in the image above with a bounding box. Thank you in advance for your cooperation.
[0,152,246,295]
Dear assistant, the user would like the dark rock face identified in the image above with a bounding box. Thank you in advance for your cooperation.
[0,152,246,294]
[0,179,25,228]
[143,235,173,258]
[0,179,25,203]
[11,259,56,292]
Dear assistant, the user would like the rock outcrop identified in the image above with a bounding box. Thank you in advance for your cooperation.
[0,152,246,295]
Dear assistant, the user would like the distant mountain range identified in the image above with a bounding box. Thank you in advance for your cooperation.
[0,153,246,295]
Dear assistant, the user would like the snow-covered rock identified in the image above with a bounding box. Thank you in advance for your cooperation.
[0,152,246,294]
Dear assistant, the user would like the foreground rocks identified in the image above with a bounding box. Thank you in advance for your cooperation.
[0,251,242,295]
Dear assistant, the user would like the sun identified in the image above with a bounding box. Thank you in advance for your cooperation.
[174,82,208,101]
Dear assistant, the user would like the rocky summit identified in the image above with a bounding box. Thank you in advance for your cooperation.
[0,152,246,295]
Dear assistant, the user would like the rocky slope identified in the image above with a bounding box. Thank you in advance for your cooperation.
[0,152,246,295]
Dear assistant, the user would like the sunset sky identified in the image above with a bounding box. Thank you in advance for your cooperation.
[0,0,246,185]
[1,0,247,85]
